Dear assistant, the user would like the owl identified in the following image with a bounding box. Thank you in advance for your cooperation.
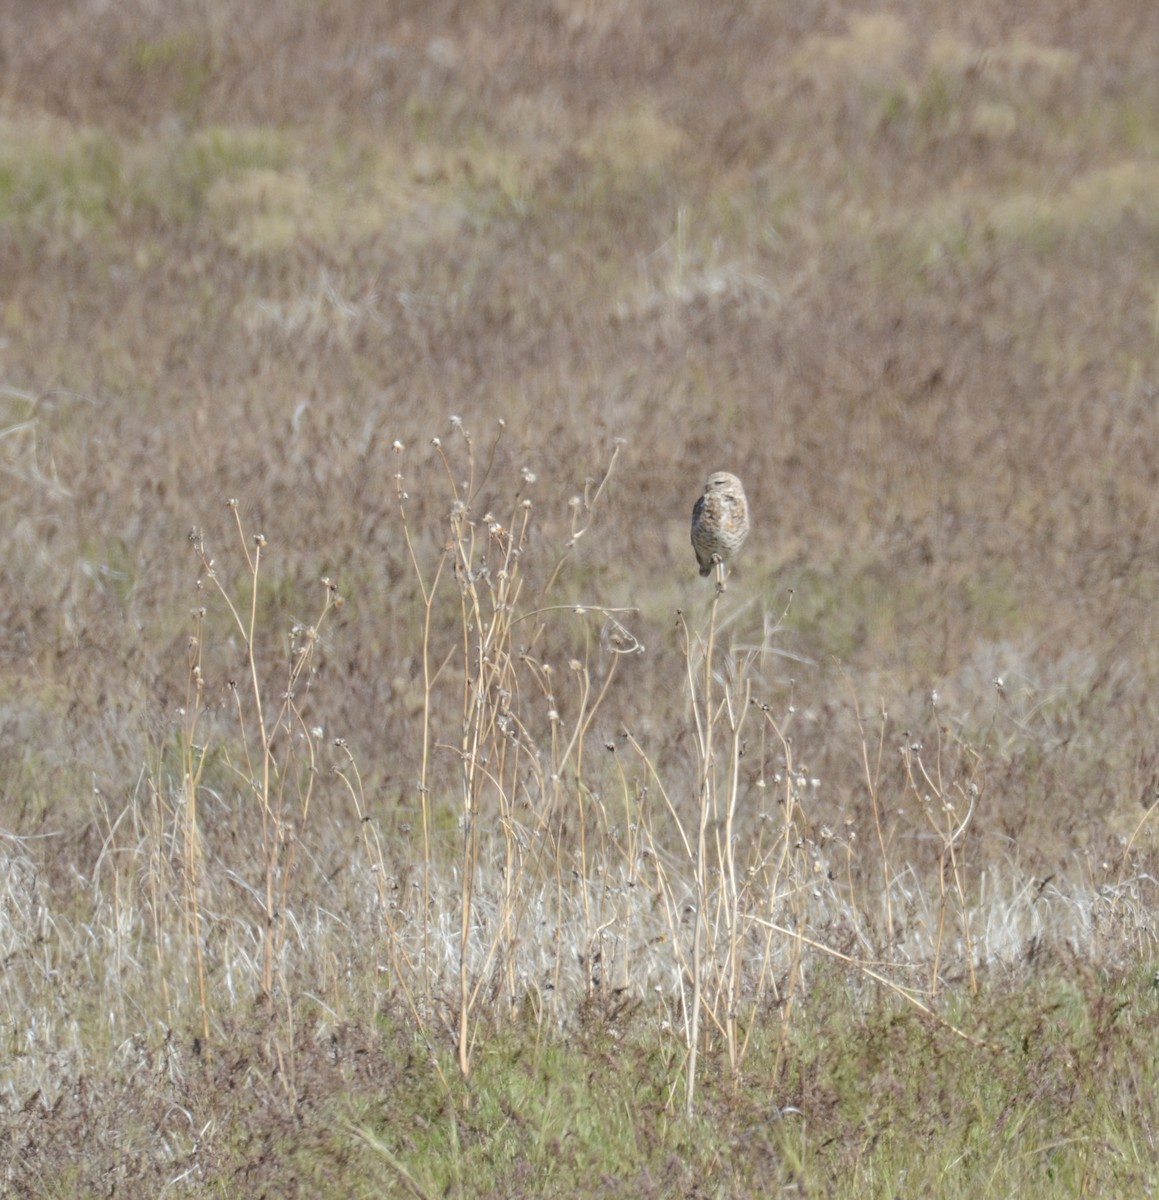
[691,472,751,579]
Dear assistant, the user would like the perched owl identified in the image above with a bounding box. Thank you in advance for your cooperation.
[691,472,751,579]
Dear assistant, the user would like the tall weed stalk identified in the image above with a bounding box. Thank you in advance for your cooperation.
[182,506,341,1024]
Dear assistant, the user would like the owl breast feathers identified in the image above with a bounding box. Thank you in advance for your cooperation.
[691,472,751,577]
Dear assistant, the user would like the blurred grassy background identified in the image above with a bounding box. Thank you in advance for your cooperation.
[5,0,1159,861]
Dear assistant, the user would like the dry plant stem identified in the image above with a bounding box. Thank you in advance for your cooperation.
[684,590,722,1119]
[429,431,489,1079]
[721,676,751,1078]
[145,777,175,1030]
[229,509,277,998]
[903,730,980,996]
[555,644,623,974]
[180,603,211,1049]
[748,915,997,1051]
[541,441,622,597]
[192,510,339,1005]
[1116,790,1159,898]
[754,707,807,1081]
[334,763,455,1107]
[356,434,635,1073]
[445,440,532,1076]
[621,732,697,998]
[623,730,694,863]
[611,757,642,992]
[393,466,449,1010]
[351,1124,438,1200]
[917,729,949,994]
[459,513,574,1022]
[843,673,895,949]
[210,515,272,935]
[454,512,483,1079]
[423,427,627,1074]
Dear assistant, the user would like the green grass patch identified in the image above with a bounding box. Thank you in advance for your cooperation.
[134,124,294,224]
[32,960,1149,1197]
[0,121,124,233]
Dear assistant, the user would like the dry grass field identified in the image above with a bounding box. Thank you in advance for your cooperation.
[3,0,1159,1194]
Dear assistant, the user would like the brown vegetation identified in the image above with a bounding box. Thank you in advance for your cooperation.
[3,0,1159,1193]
